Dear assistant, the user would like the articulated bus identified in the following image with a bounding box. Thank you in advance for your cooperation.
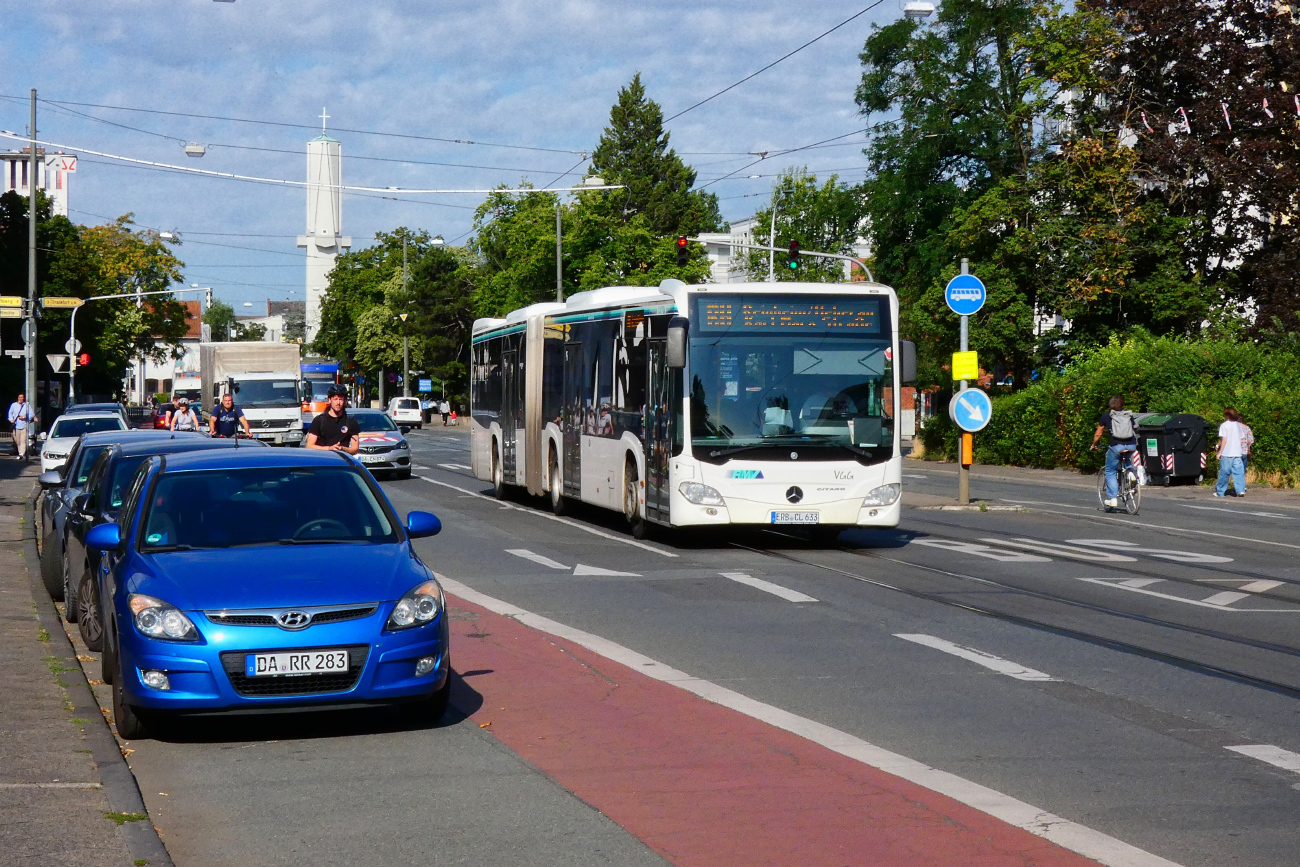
[301,361,341,415]
[470,279,915,538]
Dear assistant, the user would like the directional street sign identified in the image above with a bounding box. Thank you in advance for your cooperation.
[945,274,987,316]
[0,309,22,319]
[0,296,23,308]
[42,297,83,309]
[949,388,993,433]
[65,339,83,354]
[47,354,69,372]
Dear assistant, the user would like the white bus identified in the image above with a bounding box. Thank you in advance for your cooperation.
[470,279,915,538]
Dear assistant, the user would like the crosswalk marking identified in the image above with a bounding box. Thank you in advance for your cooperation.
[1226,744,1300,775]
[1202,591,1250,606]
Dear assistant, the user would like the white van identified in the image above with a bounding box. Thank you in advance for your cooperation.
[386,396,423,429]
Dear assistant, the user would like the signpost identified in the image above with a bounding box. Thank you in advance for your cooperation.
[0,296,23,308]
[949,388,992,432]
[418,378,433,393]
[0,309,22,319]
[944,262,989,504]
[46,354,69,373]
[65,338,82,354]
[42,297,83,309]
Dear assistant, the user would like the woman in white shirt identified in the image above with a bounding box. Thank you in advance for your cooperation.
[1213,407,1248,497]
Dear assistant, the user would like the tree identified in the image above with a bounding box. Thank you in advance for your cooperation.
[282,310,306,343]
[742,169,867,283]
[470,189,562,315]
[204,301,265,342]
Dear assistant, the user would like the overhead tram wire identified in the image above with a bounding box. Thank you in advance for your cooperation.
[664,0,889,123]
[696,125,882,191]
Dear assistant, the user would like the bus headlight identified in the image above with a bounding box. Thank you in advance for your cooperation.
[861,483,901,506]
[679,481,725,506]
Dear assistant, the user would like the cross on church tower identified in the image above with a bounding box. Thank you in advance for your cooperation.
[319,107,329,134]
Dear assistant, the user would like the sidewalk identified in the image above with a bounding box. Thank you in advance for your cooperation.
[0,460,167,866]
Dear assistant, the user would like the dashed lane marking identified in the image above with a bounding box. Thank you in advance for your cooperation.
[1000,504,1300,552]
[720,572,819,603]
[0,782,103,789]
[1075,577,1300,612]
[1182,504,1294,520]
[417,475,678,557]
[1201,591,1250,607]
[437,462,472,470]
[438,575,1185,867]
[894,634,1056,681]
[573,564,641,577]
[506,548,569,570]
[1225,745,1300,775]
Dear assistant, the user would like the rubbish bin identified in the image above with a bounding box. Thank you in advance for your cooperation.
[1135,413,1208,485]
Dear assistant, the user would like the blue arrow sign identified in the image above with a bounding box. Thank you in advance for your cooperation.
[949,389,993,433]
[945,274,987,316]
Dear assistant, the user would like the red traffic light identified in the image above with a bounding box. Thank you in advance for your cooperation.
[675,236,690,267]
[676,236,688,248]
[77,352,90,366]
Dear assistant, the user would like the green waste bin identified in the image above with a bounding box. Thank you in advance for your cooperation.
[1134,413,1208,485]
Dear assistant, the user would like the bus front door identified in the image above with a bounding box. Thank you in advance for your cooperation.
[644,340,671,524]
[501,350,517,479]
[562,343,582,498]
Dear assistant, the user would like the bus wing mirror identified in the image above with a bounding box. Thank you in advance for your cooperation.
[666,318,688,369]
[899,340,917,385]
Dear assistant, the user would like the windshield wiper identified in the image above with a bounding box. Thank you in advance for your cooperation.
[144,543,194,552]
[276,538,356,545]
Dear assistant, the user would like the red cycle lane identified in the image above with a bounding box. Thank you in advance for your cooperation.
[444,596,1107,867]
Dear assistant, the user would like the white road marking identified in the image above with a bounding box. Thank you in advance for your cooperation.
[418,475,678,557]
[1075,577,1300,612]
[1182,504,1293,520]
[999,498,1094,510]
[895,634,1056,681]
[0,782,102,789]
[1064,539,1233,564]
[439,575,1185,867]
[1226,744,1300,774]
[437,462,472,471]
[903,472,928,479]
[506,548,569,570]
[910,538,1050,563]
[720,572,818,603]
[1201,591,1249,606]
[1021,506,1300,552]
[573,564,641,577]
[1120,578,1163,588]
[981,537,1138,562]
[1239,580,1284,594]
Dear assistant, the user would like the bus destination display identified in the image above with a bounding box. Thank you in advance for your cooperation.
[697,296,883,334]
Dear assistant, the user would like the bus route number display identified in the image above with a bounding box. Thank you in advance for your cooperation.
[697,297,882,334]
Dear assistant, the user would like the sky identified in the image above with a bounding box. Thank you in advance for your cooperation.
[2,0,908,313]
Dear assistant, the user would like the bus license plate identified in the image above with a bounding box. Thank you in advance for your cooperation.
[771,511,819,525]
[246,649,349,677]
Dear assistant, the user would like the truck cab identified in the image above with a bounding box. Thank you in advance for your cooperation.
[200,343,305,446]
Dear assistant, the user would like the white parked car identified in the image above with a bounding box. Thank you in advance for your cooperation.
[39,412,128,472]
[386,396,423,429]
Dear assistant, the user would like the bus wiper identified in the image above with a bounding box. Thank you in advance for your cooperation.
[707,443,798,459]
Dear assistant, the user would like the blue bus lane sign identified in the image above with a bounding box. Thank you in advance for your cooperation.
[949,389,993,433]
[945,274,987,316]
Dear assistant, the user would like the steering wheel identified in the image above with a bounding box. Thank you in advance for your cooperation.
[292,518,351,540]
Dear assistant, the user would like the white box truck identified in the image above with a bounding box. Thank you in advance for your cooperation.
[199,343,304,446]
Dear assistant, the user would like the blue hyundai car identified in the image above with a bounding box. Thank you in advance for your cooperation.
[85,448,449,738]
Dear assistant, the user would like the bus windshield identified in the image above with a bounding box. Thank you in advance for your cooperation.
[687,294,894,464]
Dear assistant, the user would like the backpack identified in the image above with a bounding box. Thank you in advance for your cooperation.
[1110,410,1135,440]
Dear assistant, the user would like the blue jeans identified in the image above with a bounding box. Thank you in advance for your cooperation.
[1104,444,1133,499]
[1216,456,1245,496]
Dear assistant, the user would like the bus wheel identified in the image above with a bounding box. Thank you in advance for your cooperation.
[492,447,507,500]
[549,449,566,516]
[624,461,647,539]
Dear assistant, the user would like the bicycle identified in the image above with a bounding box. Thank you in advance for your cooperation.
[1095,447,1142,515]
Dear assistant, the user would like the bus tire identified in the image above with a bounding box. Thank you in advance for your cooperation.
[624,459,646,539]
[492,445,507,500]
[549,448,566,516]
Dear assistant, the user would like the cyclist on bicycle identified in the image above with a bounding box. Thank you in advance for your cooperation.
[209,392,252,439]
[1091,395,1137,510]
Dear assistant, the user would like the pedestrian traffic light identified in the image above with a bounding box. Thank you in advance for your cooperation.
[78,352,90,366]
[675,236,689,267]
[788,240,801,271]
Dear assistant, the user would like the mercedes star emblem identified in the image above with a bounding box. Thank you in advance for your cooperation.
[786,486,804,504]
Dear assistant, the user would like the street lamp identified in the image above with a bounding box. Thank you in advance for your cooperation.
[903,1,935,19]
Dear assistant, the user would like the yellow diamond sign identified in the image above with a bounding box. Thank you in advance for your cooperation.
[951,351,979,382]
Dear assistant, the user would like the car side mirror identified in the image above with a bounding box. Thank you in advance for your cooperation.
[37,432,47,442]
[85,522,123,551]
[406,510,441,538]
[666,317,688,369]
[899,340,917,386]
[72,492,92,514]
[38,470,63,489]
[399,425,411,435]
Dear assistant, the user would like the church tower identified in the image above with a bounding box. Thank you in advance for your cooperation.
[298,111,351,344]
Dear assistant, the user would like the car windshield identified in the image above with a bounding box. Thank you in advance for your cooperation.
[687,294,894,463]
[233,380,299,408]
[51,417,125,438]
[354,414,398,432]
[140,466,397,551]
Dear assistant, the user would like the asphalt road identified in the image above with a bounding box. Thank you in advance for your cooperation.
[86,428,1300,866]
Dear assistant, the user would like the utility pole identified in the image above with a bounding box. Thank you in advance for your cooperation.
[402,237,410,398]
[958,258,971,505]
[767,204,777,282]
[555,203,563,303]
[26,89,37,423]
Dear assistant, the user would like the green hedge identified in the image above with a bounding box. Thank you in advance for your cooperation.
[918,334,1300,484]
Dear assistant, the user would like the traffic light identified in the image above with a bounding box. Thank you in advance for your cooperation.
[205,288,213,309]
[788,240,801,271]
[78,352,90,367]
[675,236,689,267]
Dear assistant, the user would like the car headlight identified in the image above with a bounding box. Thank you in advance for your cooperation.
[129,594,198,641]
[861,483,901,506]
[396,441,409,450]
[386,579,443,630]
[678,481,725,506]
[285,429,303,439]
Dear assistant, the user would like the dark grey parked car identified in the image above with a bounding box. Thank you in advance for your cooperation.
[37,429,179,601]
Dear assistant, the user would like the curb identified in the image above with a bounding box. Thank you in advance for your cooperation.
[25,488,175,867]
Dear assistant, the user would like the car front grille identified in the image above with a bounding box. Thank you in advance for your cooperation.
[360,445,393,454]
[206,605,378,629]
[220,645,369,697]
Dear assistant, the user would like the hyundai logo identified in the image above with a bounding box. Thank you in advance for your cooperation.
[786,486,804,504]
[276,610,313,630]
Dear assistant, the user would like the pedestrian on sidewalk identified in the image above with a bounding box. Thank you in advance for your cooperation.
[1214,407,1248,498]
[6,393,34,460]
[439,399,450,426]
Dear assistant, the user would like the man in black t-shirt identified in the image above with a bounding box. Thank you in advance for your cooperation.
[306,385,360,454]
[210,393,251,438]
